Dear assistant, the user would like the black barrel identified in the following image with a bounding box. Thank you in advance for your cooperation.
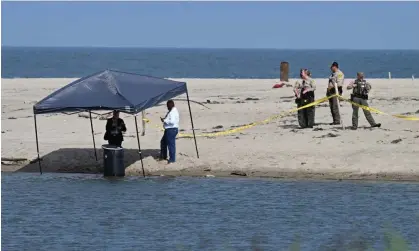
[102,144,125,177]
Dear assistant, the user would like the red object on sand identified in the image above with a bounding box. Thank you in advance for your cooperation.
[272,83,285,88]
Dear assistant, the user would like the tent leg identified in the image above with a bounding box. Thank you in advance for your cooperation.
[141,110,146,136]
[89,111,98,161]
[186,87,200,158]
[135,116,146,178]
[33,112,42,174]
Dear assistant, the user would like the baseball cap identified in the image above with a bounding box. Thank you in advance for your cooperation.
[331,62,339,68]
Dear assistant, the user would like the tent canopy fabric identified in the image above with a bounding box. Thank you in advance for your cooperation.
[33,69,187,115]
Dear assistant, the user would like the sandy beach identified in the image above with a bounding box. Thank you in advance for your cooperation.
[1,78,419,181]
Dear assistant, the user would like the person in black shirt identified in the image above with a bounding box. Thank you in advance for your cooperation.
[104,110,126,147]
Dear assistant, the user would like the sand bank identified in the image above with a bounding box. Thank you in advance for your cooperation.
[1,78,419,181]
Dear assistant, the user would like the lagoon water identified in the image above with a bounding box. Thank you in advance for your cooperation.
[2,173,419,250]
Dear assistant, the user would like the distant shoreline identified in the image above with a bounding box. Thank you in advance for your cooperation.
[3,166,419,182]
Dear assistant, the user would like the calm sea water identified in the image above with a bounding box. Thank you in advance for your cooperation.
[2,47,419,79]
[2,173,419,251]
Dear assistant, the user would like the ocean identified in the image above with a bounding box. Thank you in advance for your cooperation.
[2,173,419,250]
[2,47,419,79]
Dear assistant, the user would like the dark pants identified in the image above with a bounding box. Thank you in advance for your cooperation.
[160,128,179,163]
[297,98,315,128]
[352,97,377,128]
[108,137,122,147]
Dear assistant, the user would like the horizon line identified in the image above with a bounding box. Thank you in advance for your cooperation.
[2,45,419,51]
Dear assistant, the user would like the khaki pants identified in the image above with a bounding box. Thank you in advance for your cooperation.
[329,96,340,124]
[351,97,376,128]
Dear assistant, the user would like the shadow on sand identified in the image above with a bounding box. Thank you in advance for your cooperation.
[16,148,160,173]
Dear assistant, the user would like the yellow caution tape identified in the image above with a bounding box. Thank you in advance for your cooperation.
[143,95,336,138]
[141,94,418,139]
[338,95,419,121]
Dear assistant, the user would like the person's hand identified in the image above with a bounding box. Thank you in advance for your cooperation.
[302,89,309,94]
[160,117,164,123]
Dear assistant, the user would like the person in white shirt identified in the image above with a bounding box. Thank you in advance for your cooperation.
[159,100,180,163]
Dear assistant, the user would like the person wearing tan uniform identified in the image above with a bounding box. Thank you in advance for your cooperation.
[294,69,316,128]
[327,62,344,125]
[347,72,381,130]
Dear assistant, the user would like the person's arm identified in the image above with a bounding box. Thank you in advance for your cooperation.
[303,78,316,93]
[105,119,111,132]
[336,71,345,87]
[347,80,355,90]
[328,74,336,89]
[366,81,372,91]
[119,119,127,132]
[164,110,174,127]
[293,81,301,98]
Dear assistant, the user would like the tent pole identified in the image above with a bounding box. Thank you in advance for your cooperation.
[89,111,98,161]
[186,87,200,158]
[134,116,146,178]
[33,111,42,174]
[141,110,146,136]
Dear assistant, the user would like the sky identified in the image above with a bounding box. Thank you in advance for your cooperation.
[2,1,419,49]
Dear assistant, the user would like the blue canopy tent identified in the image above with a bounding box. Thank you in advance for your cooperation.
[33,69,199,176]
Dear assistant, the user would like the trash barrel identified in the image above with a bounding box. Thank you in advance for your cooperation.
[102,144,125,177]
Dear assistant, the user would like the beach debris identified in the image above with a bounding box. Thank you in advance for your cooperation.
[235,136,240,139]
[272,83,285,88]
[416,110,419,114]
[205,174,215,178]
[1,131,5,134]
[203,167,211,171]
[1,157,28,162]
[98,114,111,120]
[206,99,223,104]
[78,112,93,119]
[315,133,340,138]
[245,97,260,101]
[313,128,324,131]
[317,103,329,108]
[281,96,295,99]
[391,138,403,144]
[8,117,17,120]
[231,123,250,128]
[231,170,247,176]
[235,101,246,104]
[29,157,42,164]
[213,125,223,129]
[301,162,306,165]
[1,157,28,166]
[414,135,419,138]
